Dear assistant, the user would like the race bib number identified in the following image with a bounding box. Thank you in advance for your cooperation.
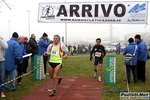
[51,50,58,56]
[95,52,101,57]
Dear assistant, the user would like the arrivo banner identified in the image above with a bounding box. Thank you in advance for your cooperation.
[38,1,148,24]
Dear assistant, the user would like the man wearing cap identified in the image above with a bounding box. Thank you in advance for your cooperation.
[4,32,22,91]
[38,33,51,75]
[134,34,147,82]
[123,38,138,84]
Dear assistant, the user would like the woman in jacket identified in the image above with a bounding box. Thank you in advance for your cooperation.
[123,38,138,84]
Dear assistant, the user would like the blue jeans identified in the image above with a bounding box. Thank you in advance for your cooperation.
[126,65,138,83]
[0,61,5,92]
[31,56,34,71]
[4,69,16,91]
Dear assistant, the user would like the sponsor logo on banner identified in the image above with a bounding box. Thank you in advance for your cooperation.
[127,19,145,22]
[40,5,55,19]
[33,54,45,80]
[127,3,147,23]
[106,56,116,84]
[38,1,148,24]
[128,3,146,13]
[120,92,149,100]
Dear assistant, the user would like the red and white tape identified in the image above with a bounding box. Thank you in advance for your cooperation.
[0,70,33,87]
[124,65,131,100]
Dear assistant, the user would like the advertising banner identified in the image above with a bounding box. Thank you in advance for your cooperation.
[38,1,148,24]
[33,54,45,80]
[106,55,116,84]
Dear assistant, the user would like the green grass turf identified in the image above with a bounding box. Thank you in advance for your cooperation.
[2,53,150,100]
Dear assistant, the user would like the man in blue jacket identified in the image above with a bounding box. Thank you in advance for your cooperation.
[4,32,22,91]
[134,34,147,82]
[123,38,138,84]
[38,33,51,75]
[17,36,27,84]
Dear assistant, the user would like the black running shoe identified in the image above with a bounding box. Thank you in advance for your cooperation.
[49,90,56,97]
[58,77,62,85]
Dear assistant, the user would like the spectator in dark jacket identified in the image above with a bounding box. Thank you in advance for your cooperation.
[88,44,91,53]
[29,34,38,71]
[4,32,22,91]
[38,33,51,75]
[23,37,31,73]
[73,45,76,54]
[134,34,147,82]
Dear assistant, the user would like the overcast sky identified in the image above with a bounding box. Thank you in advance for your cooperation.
[0,0,150,44]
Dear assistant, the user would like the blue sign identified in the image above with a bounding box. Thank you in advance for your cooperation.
[128,3,146,13]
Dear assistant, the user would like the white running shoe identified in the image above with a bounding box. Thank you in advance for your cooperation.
[94,72,97,78]
[98,77,102,82]
[46,73,49,75]
[1,92,6,98]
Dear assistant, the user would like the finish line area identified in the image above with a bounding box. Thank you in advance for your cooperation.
[21,77,104,100]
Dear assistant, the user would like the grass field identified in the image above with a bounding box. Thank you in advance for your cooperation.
[2,53,150,100]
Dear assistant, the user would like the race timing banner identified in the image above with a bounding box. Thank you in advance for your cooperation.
[38,1,148,24]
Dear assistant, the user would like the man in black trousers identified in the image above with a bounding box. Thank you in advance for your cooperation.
[134,34,147,82]
[23,37,31,73]
[17,36,27,84]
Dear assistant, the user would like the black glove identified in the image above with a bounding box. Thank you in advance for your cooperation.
[90,56,93,61]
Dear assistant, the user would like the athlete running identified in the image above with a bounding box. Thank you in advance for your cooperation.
[90,38,106,82]
[44,34,69,96]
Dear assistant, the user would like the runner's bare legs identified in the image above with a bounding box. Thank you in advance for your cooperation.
[49,66,60,90]
[52,66,61,90]
[99,64,103,81]
[94,66,97,77]
[49,67,54,79]
[94,66,97,72]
